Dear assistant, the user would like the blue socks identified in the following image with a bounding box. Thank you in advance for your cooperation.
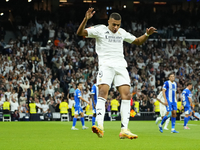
[72,117,77,127]
[187,116,190,122]
[161,116,168,125]
[184,116,190,126]
[80,117,85,126]
[171,117,176,129]
[184,117,188,126]
[92,117,96,126]
[72,117,86,127]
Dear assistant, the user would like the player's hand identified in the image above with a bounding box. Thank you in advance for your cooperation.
[146,27,157,35]
[164,101,168,106]
[180,106,182,110]
[85,7,95,20]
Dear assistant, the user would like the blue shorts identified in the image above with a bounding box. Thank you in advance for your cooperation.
[166,102,177,112]
[184,107,192,115]
[75,107,83,115]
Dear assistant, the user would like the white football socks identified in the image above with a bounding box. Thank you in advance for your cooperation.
[121,100,131,129]
[96,97,106,127]
[164,117,170,129]
[156,117,162,122]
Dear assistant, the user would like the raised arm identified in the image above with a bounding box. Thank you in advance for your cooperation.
[76,8,95,36]
[132,27,157,45]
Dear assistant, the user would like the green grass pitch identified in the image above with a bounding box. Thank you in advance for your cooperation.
[0,121,200,150]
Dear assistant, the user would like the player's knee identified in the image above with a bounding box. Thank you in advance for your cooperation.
[98,89,108,98]
[93,113,96,117]
[167,112,172,117]
[121,92,131,100]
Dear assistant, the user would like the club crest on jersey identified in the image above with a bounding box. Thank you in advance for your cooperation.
[98,71,103,78]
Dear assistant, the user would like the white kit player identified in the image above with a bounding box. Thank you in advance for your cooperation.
[76,7,157,139]
[155,90,170,130]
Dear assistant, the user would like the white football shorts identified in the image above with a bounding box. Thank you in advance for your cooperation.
[97,66,130,88]
[160,106,167,116]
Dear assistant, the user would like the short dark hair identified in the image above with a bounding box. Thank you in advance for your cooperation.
[187,82,192,86]
[76,82,82,87]
[168,72,174,78]
[109,13,121,20]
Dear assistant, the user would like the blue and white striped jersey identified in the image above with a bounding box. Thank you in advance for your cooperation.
[163,80,177,103]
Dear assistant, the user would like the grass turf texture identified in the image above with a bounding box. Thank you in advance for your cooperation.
[0,121,200,150]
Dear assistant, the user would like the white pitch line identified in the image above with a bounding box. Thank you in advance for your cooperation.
[176,123,198,126]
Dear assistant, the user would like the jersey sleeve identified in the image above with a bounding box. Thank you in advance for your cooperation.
[85,25,102,38]
[90,85,95,95]
[188,90,192,98]
[123,30,136,43]
[163,81,168,90]
[157,92,162,100]
[77,90,82,98]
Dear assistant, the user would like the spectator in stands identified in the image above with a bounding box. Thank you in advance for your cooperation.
[41,100,49,116]
[13,110,20,121]
[110,96,120,116]
[10,98,20,115]
[0,95,4,111]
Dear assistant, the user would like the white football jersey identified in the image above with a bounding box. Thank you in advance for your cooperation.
[157,91,166,110]
[86,25,136,67]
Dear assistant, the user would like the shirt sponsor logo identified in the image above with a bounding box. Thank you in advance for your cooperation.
[105,35,122,43]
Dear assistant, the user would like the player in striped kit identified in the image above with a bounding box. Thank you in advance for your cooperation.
[159,73,179,133]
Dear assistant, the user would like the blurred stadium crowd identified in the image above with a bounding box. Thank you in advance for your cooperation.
[0,5,200,121]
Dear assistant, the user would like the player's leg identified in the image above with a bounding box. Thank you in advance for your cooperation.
[95,66,114,128]
[156,109,164,124]
[92,84,109,137]
[95,84,109,126]
[184,108,192,129]
[80,109,88,129]
[92,109,96,126]
[118,85,138,139]
[71,107,79,130]
[155,116,162,124]
[92,84,109,133]
[115,67,138,139]
[163,109,170,130]
[171,103,179,133]
[184,113,190,129]
[118,85,131,129]
[159,104,171,133]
